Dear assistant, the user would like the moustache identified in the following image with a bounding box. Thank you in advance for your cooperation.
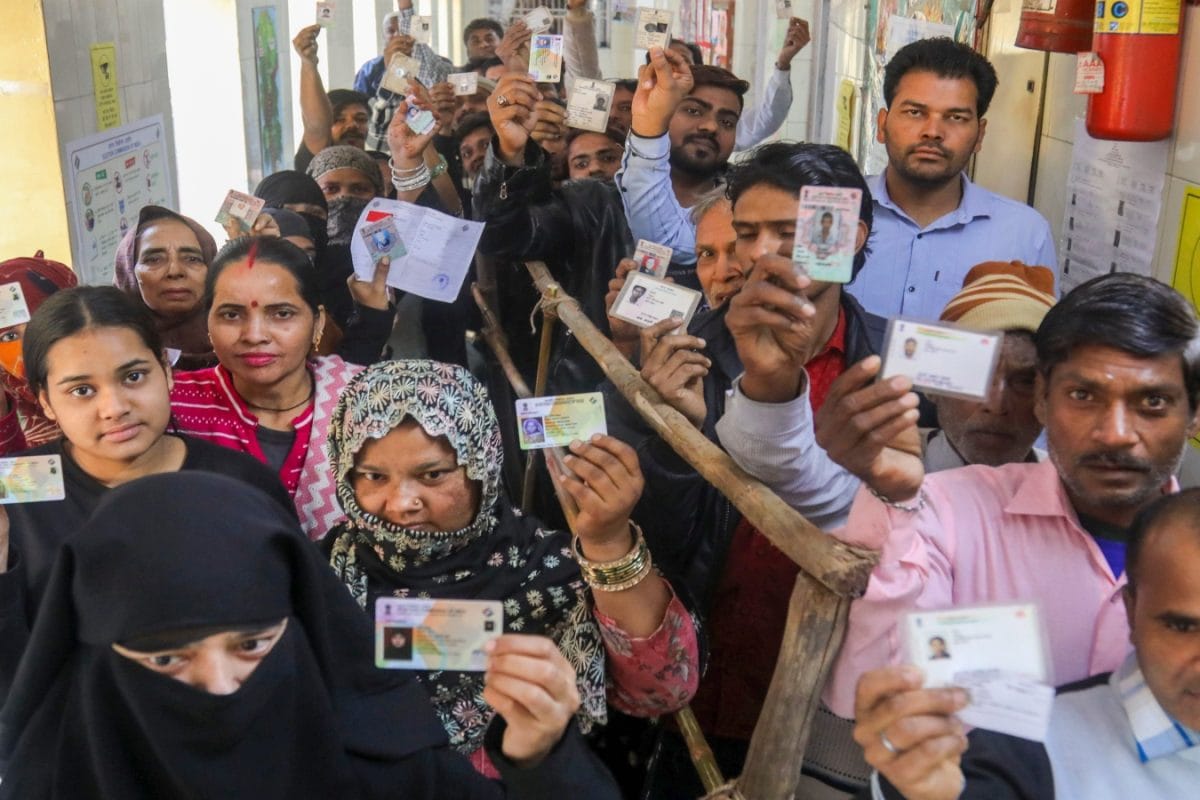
[906,142,949,158]
[686,133,719,149]
[1075,451,1152,472]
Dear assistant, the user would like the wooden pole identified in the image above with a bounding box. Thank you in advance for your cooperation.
[471,283,532,399]
[521,301,558,511]
[522,261,876,596]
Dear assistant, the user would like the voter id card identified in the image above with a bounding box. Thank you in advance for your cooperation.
[610,272,702,331]
[411,15,432,44]
[450,71,479,96]
[904,603,1054,741]
[633,239,672,278]
[523,6,554,33]
[375,597,502,672]
[516,392,607,450]
[381,53,421,94]
[566,78,616,132]
[315,1,336,26]
[528,34,563,83]
[0,282,31,329]
[880,318,1001,401]
[635,7,673,49]
[792,185,861,283]
[215,190,265,234]
[0,455,66,504]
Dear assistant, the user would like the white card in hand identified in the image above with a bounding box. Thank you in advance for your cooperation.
[0,282,31,329]
[609,272,702,330]
[565,78,616,132]
[635,8,673,50]
[904,603,1054,741]
[523,7,553,33]
[775,0,793,18]
[412,15,432,44]
[449,71,479,96]
[880,318,1002,401]
[316,1,336,26]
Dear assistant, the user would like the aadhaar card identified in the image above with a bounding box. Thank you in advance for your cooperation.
[214,190,265,234]
[528,34,563,83]
[792,185,861,283]
[0,455,66,504]
[375,597,502,672]
[904,603,1054,741]
[566,78,616,132]
[610,271,702,331]
[516,392,607,450]
[633,239,673,278]
[880,318,1002,401]
[0,282,31,329]
[449,71,479,96]
[635,8,673,50]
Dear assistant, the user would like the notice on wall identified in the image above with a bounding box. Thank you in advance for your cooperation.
[89,42,121,131]
[65,115,174,286]
[835,79,857,153]
[1059,119,1170,293]
[1170,186,1200,448]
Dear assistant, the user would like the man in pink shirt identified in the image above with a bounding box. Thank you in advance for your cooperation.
[726,272,1200,719]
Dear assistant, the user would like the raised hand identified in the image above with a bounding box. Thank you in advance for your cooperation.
[549,435,643,553]
[631,47,694,137]
[485,634,581,766]
[814,356,925,501]
[530,100,568,156]
[496,19,533,73]
[777,17,811,68]
[853,666,970,800]
[292,24,321,64]
[639,319,710,429]
[487,73,541,166]
[604,259,642,359]
[347,255,392,311]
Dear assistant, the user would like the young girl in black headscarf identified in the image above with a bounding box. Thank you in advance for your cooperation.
[0,472,618,799]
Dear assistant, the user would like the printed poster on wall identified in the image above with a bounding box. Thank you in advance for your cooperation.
[1170,186,1200,448]
[89,42,121,131]
[64,115,174,286]
[252,7,285,179]
[1059,118,1169,293]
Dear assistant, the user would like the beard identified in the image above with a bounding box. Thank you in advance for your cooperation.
[670,133,726,180]
[884,136,978,190]
[1050,438,1187,517]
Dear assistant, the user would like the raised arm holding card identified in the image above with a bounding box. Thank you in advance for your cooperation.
[496,20,532,75]
[386,79,463,214]
[529,99,568,157]
[637,319,711,430]
[293,25,337,158]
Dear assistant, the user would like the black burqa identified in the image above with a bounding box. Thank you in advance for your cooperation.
[0,472,620,800]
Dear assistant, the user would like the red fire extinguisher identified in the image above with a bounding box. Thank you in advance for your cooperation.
[1087,0,1186,141]
[1015,0,1094,52]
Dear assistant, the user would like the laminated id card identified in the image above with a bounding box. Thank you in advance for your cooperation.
[375,597,503,672]
[516,392,607,450]
[880,318,1001,401]
[0,455,66,504]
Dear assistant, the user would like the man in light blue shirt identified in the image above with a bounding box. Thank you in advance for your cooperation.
[850,38,1057,320]
[614,50,749,268]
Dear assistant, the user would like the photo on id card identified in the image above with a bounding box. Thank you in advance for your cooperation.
[635,8,672,49]
[0,282,31,328]
[529,34,563,83]
[791,186,861,283]
[360,217,407,264]
[515,392,607,451]
[375,597,503,672]
[566,79,615,132]
[880,318,1001,401]
[610,272,702,330]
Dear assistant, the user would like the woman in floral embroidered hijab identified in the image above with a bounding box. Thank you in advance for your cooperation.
[325,360,699,775]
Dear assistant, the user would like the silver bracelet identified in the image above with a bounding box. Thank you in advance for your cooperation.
[391,162,431,192]
[868,487,925,513]
[388,157,426,176]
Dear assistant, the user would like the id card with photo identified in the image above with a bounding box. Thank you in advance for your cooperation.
[566,78,616,132]
[516,392,607,450]
[404,101,436,135]
[523,6,554,32]
[214,190,265,234]
[904,603,1054,741]
[632,239,672,278]
[316,1,336,26]
[635,8,673,49]
[449,71,479,96]
[609,272,702,330]
[0,282,31,329]
[0,455,66,504]
[381,53,421,94]
[360,217,407,264]
[528,34,564,83]
[775,0,793,17]
[411,15,432,44]
[792,185,861,283]
[880,319,1001,401]
[375,597,503,672]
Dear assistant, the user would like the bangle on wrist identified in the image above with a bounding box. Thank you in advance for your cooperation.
[428,153,449,180]
[869,487,925,513]
[573,521,654,592]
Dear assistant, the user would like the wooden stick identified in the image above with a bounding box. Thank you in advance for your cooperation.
[471,283,532,399]
[676,705,726,793]
[522,261,876,596]
[737,573,851,799]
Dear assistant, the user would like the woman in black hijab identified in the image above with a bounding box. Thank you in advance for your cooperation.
[254,170,329,258]
[0,472,620,800]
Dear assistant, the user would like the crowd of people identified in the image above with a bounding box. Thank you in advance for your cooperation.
[0,4,1196,799]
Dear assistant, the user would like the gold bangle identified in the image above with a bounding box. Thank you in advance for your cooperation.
[573,522,653,592]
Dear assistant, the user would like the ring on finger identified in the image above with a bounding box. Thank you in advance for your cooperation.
[880,731,901,755]
[497,94,509,107]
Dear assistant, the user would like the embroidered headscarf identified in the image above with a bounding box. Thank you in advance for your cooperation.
[325,360,607,755]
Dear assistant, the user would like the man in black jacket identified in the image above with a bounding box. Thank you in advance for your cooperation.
[606,142,884,796]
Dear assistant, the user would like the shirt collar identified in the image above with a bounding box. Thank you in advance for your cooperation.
[869,170,992,229]
[1115,653,1200,762]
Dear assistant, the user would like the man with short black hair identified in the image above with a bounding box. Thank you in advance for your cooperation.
[564,127,624,182]
[852,37,1056,320]
[292,26,370,173]
[463,17,504,62]
[857,487,1200,799]
[352,1,453,97]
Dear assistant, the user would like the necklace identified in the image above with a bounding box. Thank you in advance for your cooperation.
[245,376,315,414]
